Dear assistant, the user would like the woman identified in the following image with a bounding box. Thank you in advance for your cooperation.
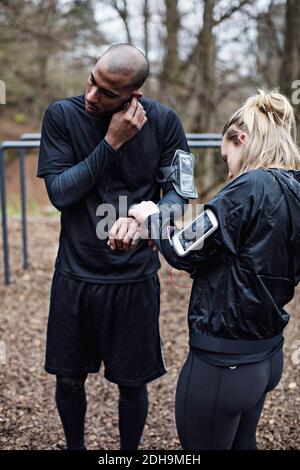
[129,90,300,450]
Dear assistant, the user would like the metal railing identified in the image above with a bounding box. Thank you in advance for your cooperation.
[0,140,40,285]
[187,133,221,148]
[20,133,41,141]
[0,133,221,285]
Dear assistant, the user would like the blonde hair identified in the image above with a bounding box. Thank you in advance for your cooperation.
[222,89,300,175]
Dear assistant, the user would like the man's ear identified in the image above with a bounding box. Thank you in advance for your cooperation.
[131,91,143,100]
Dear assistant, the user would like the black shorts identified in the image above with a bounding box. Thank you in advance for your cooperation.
[45,270,167,386]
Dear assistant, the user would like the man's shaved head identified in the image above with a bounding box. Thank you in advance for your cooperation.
[97,43,149,89]
[85,44,149,115]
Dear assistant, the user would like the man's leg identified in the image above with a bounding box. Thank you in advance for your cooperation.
[90,276,165,449]
[118,384,148,450]
[55,374,88,450]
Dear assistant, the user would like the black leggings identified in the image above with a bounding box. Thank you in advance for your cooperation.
[175,346,284,450]
[55,375,148,450]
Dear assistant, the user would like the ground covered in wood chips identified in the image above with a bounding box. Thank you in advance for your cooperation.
[0,218,299,450]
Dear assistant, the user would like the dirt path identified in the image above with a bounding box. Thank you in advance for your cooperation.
[0,218,299,449]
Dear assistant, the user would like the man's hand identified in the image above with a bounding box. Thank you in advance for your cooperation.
[107,217,141,251]
[105,97,147,151]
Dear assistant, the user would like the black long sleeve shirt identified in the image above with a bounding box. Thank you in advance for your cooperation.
[37,95,189,283]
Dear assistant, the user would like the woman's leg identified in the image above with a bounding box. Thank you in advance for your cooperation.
[175,348,278,450]
[175,350,241,450]
[231,394,266,450]
[231,346,284,450]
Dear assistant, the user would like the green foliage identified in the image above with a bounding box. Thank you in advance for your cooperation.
[14,113,27,124]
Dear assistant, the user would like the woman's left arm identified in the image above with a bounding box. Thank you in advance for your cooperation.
[128,201,218,274]
[129,171,264,274]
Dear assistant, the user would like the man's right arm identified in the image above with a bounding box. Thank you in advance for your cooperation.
[38,106,121,211]
[38,97,147,211]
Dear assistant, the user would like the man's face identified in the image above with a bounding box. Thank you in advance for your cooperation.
[85,61,135,116]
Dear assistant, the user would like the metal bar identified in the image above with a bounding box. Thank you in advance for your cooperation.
[0,146,10,285]
[19,147,28,270]
[20,133,41,141]
[21,133,222,142]
[188,140,221,148]
[186,133,222,140]
[0,141,40,285]
[1,141,40,149]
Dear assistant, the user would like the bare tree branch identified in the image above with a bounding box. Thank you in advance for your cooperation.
[213,0,255,26]
[102,0,132,43]
[260,2,283,58]
[143,0,150,59]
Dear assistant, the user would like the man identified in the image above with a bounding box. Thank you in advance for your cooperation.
[37,43,189,450]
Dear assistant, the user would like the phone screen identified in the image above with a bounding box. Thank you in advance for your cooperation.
[179,211,213,250]
[179,155,194,193]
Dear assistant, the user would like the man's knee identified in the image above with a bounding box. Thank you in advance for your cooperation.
[56,375,87,397]
[118,384,148,407]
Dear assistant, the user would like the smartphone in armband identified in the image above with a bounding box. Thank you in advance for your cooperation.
[171,208,218,257]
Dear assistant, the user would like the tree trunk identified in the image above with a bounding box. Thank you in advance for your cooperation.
[143,0,150,60]
[142,0,151,95]
[191,0,216,133]
[159,0,181,107]
[279,0,300,138]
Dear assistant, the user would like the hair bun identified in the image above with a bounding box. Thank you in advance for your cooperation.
[248,89,295,131]
[240,89,296,137]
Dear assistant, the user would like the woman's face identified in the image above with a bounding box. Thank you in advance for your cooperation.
[221,131,247,179]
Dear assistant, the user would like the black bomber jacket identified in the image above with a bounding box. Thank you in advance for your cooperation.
[149,168,300,354]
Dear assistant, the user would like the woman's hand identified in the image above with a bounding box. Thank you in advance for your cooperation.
[128,201,159,224]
